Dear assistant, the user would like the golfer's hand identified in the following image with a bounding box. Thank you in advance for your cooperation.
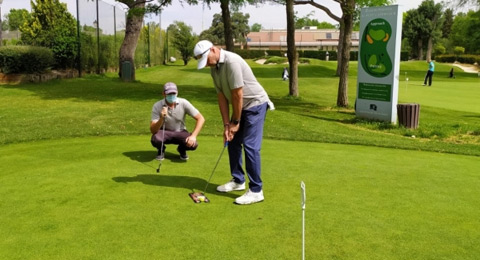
[223,125,230,142]
[161,107,168,118]
[228,124,239,140]
[185,136,196,148]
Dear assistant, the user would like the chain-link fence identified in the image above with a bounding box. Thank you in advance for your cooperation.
[77,0,165,74]
[0,0,167,75]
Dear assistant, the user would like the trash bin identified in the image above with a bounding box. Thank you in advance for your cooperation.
[397,103,420,129]
[121,61,132,81]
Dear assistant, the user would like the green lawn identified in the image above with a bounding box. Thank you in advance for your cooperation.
[0,60,479,259]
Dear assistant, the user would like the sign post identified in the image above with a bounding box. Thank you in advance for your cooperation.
[301,181,306,260]
[356,5,403,123]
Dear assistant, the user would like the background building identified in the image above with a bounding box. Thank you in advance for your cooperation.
[246,27,359,51]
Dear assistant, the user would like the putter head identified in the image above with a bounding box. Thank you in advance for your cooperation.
[189,192,210,203]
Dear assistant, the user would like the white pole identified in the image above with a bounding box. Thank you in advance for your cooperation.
[301,181,306,260]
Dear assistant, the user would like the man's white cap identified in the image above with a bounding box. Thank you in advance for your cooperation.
[194,40,213,69]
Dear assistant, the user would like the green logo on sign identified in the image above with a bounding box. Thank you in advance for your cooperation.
[360,18,392,78]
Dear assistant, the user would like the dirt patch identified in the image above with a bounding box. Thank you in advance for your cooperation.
[0,70,79,85]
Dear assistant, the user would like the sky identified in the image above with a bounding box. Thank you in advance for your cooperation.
[1,0,474,35]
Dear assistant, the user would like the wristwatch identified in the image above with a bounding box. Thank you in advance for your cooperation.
[231,119,240,125]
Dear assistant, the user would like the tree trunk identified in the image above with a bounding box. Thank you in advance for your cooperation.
[286,0,298,97]
[220,0,234,51]
[426,37,433,61]
[336,19,345,76]
[118,3,145,81]
[417,38,423,60]
[336,0,354,107]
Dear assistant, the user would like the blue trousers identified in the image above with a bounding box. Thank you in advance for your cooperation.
[229,102,268,192]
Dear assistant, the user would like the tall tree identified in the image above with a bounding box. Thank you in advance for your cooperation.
[449,10,480,54]
[168,21,197,65]
[199,14,225,44]
[198,0,253,51]
[336,0,355,107]
[286,0,298,97]
[403,9,427,59]
[442,8,454,38]
[117,0,172,80]
[295,11,336,29]
[220,0,234,51]
[6,9,29,31]
[199,11,251,46]
[20,0,77,68]
[418,0,443,61]
[250,23,262,32]
[455,0,480,6]
[231,12,251,47]
[403,0,443,60]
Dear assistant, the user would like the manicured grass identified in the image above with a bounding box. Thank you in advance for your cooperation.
[1,135,479,259]
[0,60,479,259]
[1,60,479,156]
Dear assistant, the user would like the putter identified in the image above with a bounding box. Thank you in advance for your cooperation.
[156,105,167,173]
[189,141,229,203]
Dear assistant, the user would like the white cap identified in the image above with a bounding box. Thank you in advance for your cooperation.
[194,40,213,69]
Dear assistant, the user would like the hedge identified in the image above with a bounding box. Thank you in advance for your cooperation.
[436,54,480,64]
[0,46,54,74]
[235,49,412,62]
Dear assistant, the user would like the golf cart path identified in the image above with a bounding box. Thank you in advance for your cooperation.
[452,62,479,73]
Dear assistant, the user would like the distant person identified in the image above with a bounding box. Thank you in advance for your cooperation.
[282,67,289,81]
[193,40,274,205]
[449,68,455,79]
[423,59,435,86]
[150,82,205,161]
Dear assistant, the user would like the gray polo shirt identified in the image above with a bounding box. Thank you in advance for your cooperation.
[151,98,199,131]
[210,49,271,110]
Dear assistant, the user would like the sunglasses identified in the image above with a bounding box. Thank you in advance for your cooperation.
[195,48,210,60]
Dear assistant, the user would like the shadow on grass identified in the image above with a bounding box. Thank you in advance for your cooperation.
[1,75,218,103]
[123,150,199,164]
[111,174,236,198]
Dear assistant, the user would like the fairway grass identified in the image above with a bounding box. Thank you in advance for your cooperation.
[1,135,479,259]
[1,60,479,259]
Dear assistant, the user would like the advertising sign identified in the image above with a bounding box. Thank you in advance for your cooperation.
[356,5,403,123]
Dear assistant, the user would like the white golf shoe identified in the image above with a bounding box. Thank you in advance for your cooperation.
[216,179,245,192]
[235,189,264,205]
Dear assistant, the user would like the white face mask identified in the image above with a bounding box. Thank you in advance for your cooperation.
[166,94,177,104]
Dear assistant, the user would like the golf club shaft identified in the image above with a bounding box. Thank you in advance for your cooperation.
[203,141,228,194]
[156,106,167,173]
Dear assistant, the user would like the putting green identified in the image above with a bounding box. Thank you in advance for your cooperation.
[1,135,479,259]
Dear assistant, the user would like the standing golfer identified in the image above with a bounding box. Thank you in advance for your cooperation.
[423,59,435,86]
[150,82,205,161]
[194,40,274,205]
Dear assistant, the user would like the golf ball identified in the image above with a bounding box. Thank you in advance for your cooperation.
[198,196,205,202]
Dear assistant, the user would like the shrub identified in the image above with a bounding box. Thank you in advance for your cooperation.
[266,50,282,57]
[0,46,54,74]
[436,55,456,63]
[456,55,477,64]
[454,46,465,55]
[300,50,322,59]
[400,51,409,61]
[434,44,446,56]
[234,49,266,59]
